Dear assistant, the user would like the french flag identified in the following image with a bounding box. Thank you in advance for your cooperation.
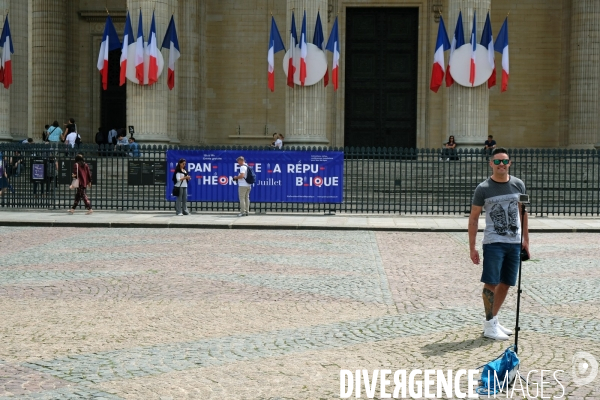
[135,10,145,84]
[287,12,298,88]
[147,11,159,86]
[299,11,308,86]
[469,11,476,86]
[313,11,328,86]
[119,11,134,86]
[446,11,465,87]
[161,15,180,90]
[495,17,509,92]
[480,12,496,88]
[267,16,285,92]
[96,15,120,91]
[325,16,339,90]
[429,14,450,93]
[0,14,14,89]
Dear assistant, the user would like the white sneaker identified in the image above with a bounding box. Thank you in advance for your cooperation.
[237,213,244,217]
[483,318,509,340]
[494,316,513,335]
[177,213,183,216]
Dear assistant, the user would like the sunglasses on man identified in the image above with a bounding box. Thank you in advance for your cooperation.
[492,159,510,165]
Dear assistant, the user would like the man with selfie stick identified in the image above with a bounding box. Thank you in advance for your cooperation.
[469,147,530,341]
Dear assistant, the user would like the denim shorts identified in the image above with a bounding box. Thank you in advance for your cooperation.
[481,243,521,286]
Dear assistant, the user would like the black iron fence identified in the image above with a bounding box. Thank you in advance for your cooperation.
[0,143,598,215]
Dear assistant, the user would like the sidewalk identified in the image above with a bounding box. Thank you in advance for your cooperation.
[1,209,599,232]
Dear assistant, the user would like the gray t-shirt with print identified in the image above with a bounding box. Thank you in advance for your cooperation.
[472,176,526,244]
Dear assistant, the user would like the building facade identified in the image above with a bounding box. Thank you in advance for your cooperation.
[0,0,598,149]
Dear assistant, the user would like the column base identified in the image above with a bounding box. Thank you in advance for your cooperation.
[568,143,598,150]
[132,133,172,146]
[450,136,486,150]
[0,132,15,143]
[284,136,330,148]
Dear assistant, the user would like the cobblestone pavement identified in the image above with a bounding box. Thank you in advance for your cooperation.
[0,228,598,399]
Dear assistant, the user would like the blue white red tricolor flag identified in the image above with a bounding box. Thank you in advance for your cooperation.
[299,11,308,86]
[135,10,145,84]
[429,14,450,93]
[146,11,159,86]
[96,15,121,90]
[469,11,477,86]
[481,12,496,88]
[494,17,509,92]
[325,16,340,90]
[313,11,328,87]
[267,16,285,92]
[161,15,180,90]
[120,11,134,86]
[446,11,465,87]
[0,14,14,89]
[287,12,298,88]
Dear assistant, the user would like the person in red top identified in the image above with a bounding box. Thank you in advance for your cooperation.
[68,153,93,214]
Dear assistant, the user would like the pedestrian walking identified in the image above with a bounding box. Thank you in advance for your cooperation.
[68,153,93,214]
[468,147,529,341]
[232,156,251,216]
[173,158,191,216]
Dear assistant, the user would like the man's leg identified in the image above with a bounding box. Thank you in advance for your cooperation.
[482,282,511,319]
[482,284,496,321]
[238,186,246,214]
[481,244,510,340]
[244,187,251,214]
[492,283,511,316]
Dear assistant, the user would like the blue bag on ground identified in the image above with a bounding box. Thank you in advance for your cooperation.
[478,345,520,395]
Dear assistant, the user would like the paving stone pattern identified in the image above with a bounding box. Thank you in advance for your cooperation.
[0,228,598,399]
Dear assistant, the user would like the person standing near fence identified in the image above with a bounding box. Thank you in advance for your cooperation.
[0,154,9,196]
[468,147,529,341]
[47,121,62,143]
[232,156,251,217]
[68,154,93,215]
[173,158,191,216]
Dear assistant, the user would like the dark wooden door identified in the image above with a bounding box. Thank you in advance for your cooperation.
[344,8,418,148]
[101,49,126,132]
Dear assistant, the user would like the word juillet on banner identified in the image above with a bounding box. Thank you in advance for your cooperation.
[340,368,569,399]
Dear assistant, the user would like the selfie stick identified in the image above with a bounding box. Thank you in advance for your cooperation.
[513,194,530,354]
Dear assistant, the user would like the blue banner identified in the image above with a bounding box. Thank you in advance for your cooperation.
[166,150,344,203]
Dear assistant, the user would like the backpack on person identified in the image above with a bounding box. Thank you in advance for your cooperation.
[244,164,256,184]
[95,130,104,144]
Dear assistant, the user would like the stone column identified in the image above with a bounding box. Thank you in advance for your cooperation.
[285,0,329,147]
[177,0,200,144]
[167,1,179,144]
[8,0,28,140]
[0,3,10,141]
[127,0,176,144]
[446,0,491,148]
[31,0,66,140]
[568,0,600,148]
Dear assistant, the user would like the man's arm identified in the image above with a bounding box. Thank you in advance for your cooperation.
[468,205,483,264]
[233,167,246,180]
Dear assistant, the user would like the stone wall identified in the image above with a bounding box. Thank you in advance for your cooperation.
[2,0,591,148]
